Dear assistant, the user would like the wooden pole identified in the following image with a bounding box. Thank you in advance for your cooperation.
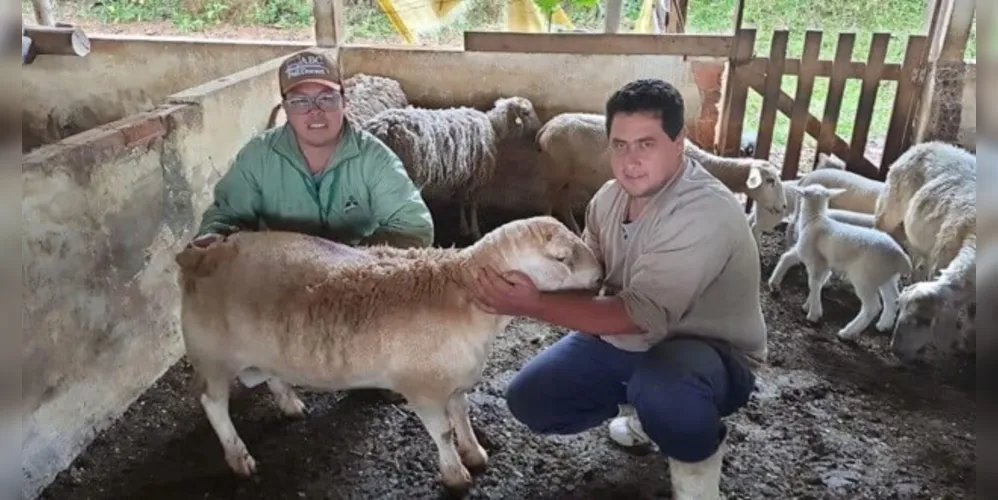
[23,25,90,57]
[313,0,345,47]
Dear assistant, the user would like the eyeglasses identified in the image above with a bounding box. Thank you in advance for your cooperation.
[283,93,342,114]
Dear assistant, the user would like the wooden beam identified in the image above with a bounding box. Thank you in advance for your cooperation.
[718,28,756,156]
[23,25,90,57]
[939,0,975,62]
[747,58,903,80]
[313,0,345,47]
[783,31,823,180]
[462,31,735,57]
[881,35,929,176]
[666,0,689,33]
[605,0,623,34]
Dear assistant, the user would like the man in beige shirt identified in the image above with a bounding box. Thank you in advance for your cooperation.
[472,79,767,499]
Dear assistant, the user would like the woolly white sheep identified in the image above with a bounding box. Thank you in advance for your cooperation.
[174,216,603,493]
[534,112,787,237]
[364,96,543,239]
[343,73,410,126]
[873,141,977,362]
[768,184,912,340]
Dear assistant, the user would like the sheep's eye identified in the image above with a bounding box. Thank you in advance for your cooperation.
[767,178,776,185]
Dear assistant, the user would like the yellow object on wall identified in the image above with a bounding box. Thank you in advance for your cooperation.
[505,0,575,32]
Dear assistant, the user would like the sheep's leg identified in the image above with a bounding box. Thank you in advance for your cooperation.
[266,377,307,418]
[767,248,800,292]
[468,200,483,240]
[199,369,257,476]
[837,279,884,340]
[803,262,831,323]
[410,401,472,492]
[457,201,471,237]
[447,392,488,471]
[875,275,901,332]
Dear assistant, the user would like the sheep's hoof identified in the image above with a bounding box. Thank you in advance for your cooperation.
[836,329,861,341]
[440,467,473,498]
[226,447,257,477]
[460,445,488,473]
[277,395,307,419]
[875,320,895,333]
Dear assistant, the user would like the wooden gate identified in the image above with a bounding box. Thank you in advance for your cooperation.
[718,28,930,182]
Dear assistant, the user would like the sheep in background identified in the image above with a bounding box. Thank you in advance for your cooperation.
[364,96,542,239]
[343,73,409,126]
[175,216,603,493]
[534,112,786,237]
[873,141,976,362]
[768,184,912,341]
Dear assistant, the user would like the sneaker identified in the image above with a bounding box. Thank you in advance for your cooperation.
[608,412,652,447]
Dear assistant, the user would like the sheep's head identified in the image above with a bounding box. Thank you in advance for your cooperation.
[788,183,846,208]
[891,281,957,362]
[471,216,602,293]
[745,161,788,217]
[490,96,543,141]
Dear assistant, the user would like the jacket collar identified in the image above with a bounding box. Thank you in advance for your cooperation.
[271,118,362,175]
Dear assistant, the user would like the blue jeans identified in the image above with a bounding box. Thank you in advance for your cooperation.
[505,332,757,463]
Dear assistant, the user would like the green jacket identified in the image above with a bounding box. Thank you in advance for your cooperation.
[197,120,435,248]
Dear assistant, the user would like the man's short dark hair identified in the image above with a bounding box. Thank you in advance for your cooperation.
[605,79,685,141]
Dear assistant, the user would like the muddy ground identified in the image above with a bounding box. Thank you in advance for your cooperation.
[40,203,976,500]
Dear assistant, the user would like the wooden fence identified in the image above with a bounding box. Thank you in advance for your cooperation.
[718,28,929,181]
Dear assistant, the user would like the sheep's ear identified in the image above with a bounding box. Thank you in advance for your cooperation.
[746,166,763,189]
[827,187,848,198]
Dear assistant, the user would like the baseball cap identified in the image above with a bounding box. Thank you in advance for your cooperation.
[278,51,342,95]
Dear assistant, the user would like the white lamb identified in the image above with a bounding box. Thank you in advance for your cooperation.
[873,141,977,362]
[763,154,888,249]
[535,112,787,237]
[767,184,913,340]
[364,96,543,239]
[174,216,602,494]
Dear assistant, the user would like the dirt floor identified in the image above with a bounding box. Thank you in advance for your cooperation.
[39,195,976,499]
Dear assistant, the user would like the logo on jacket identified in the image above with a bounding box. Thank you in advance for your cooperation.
[344,196,359,212]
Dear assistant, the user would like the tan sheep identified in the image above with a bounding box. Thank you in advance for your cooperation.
[363,96,543,239]
[535,112,787,239]
[873,141,977,362]
[174,216,602,494]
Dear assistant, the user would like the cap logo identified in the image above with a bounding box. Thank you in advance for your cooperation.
[285,54,328,79]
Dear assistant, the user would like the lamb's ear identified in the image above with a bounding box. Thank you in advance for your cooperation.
[827,187,848,198]
[746,166,763,189]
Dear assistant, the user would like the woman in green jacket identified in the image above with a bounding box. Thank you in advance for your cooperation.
[192,50,434,250]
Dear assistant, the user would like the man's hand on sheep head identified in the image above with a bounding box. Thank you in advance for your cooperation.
[469,266,540,317]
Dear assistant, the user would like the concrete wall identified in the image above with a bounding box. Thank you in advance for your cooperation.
[21,36,308,153]
[338,45,711,213]
[20,48,312,500]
